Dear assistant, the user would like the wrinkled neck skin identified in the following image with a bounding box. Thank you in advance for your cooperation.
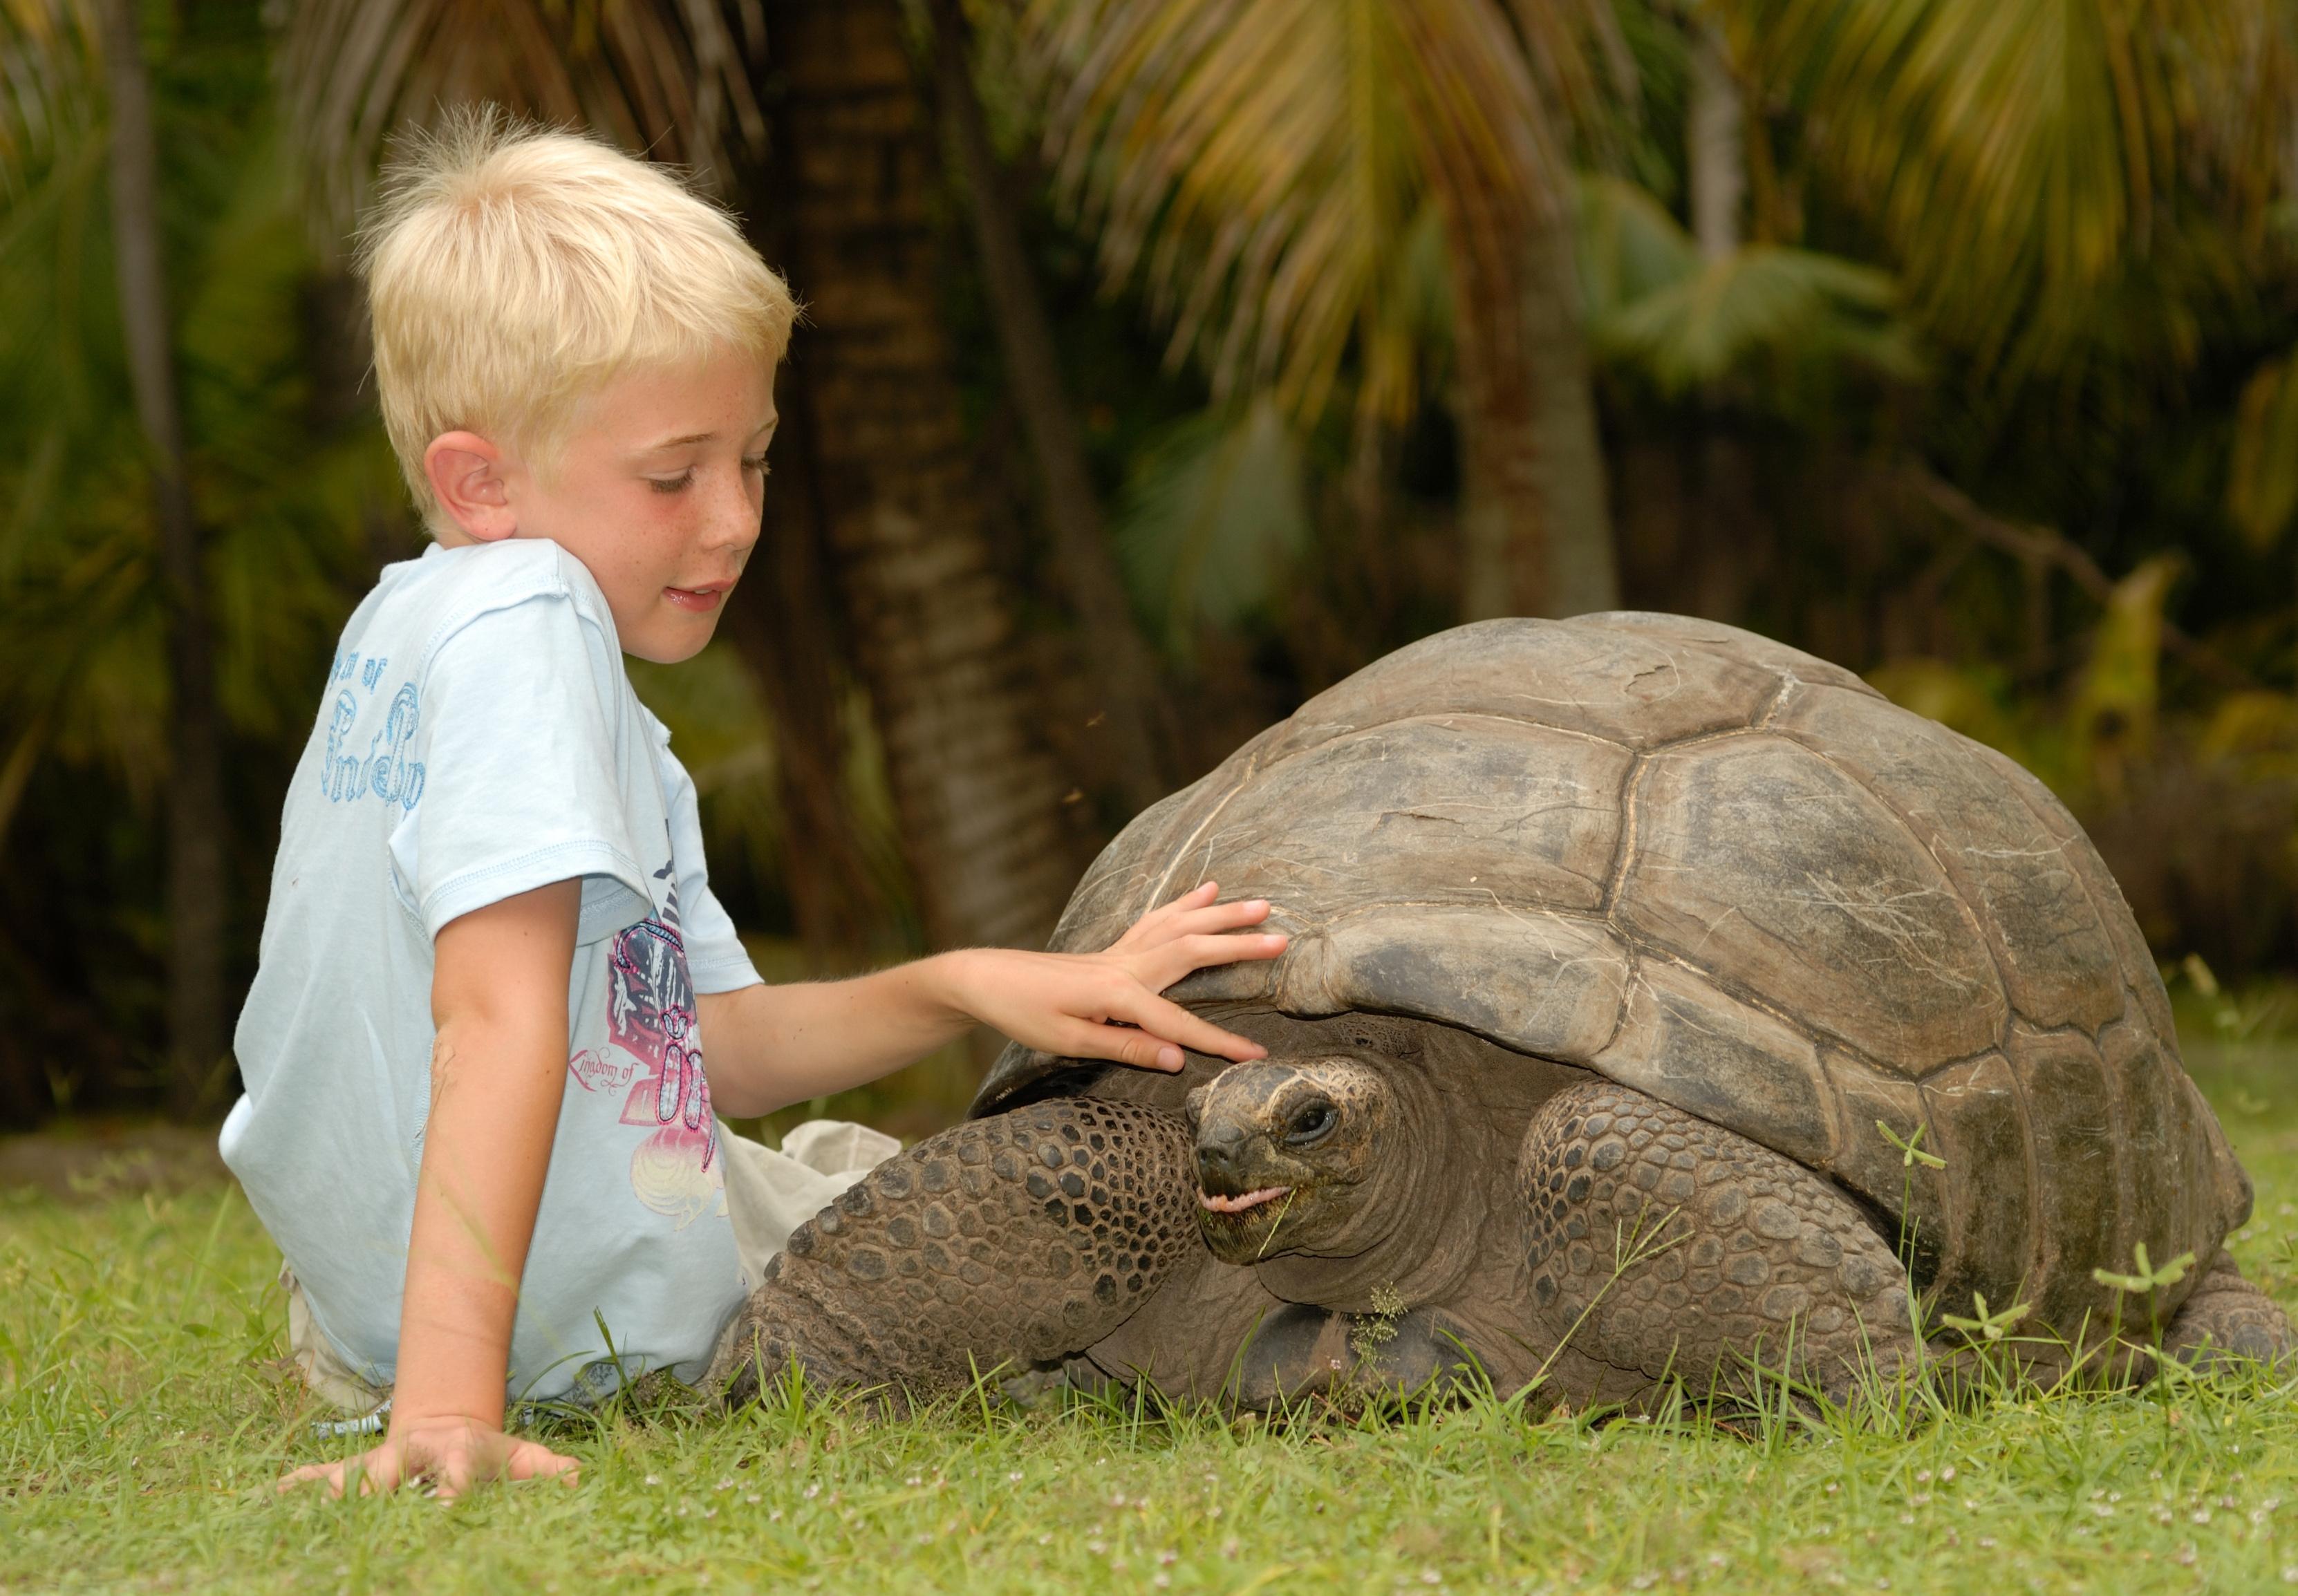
[1250,1062,1471,1313]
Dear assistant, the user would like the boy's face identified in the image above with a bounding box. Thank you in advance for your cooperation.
[426,348,778,664]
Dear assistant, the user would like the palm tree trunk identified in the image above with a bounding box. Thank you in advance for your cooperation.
[98,0,227,1111]
[1453,189,1619,621]
[760,0,1076,951]
[1688,21,1746,262]
[924,0,1172,817]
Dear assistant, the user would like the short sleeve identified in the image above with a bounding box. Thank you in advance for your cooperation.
[655,733,763,994]
[389,592,657,943]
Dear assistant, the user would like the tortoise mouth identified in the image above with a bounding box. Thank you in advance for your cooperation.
[1197,1184,1290,1215]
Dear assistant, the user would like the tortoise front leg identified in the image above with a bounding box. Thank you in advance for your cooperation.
[707,1100,1197,1407]
[1518,1081,1926,1406]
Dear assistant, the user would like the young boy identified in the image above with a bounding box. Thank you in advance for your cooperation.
[222,114,1285,1498]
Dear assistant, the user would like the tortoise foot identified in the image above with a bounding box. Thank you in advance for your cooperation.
[1520,1081,1924,1407]
[2162,1249,2295,1373]
[708,1099,1197,1407]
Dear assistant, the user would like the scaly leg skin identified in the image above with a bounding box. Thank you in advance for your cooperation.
[1520,1080,1925,1408]
[707,1100,1197,1409]
[2160,1249,2295,1373]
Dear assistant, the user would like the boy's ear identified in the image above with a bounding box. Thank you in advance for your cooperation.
[424,431,516,543]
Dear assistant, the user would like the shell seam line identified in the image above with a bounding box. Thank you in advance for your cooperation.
[1599,751,1645,916]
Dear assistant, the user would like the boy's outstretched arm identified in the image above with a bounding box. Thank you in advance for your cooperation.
[281,879,585,1499]
[702,882,1287,1118]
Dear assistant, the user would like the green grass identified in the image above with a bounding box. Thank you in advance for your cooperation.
[8,1026,2298,1592]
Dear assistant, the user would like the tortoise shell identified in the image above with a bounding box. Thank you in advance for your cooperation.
[978,614,2250,1334]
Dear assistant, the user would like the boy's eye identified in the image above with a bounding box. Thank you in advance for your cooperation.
[648,469,696,494]
[741,453,769,477]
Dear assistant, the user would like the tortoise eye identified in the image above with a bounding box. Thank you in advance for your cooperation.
[1285,1101,1338,1146]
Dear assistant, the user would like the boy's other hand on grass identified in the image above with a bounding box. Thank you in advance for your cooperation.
[950,881,1285,1071]
[279,1416,579,1500]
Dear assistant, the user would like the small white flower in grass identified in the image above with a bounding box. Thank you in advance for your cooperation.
[1223,1539,1242,1559]
[1423,1572,1444,1587]
[804,1483,820,1499]
[1154,1578,1170,1590]
[1826,1483,1840,1496]
[745,1494,760,1505]
[1112,1492,1128,1507]
[1037,1534,1052,1546]
[2176,1546,2198,1568]
[702,1508,717,1520]
[1009,1472,1024,1483]
[1898,1514,1914,1525]
[1941,1467,1956,1482]
[1087,1541,1107,1557]
[2281,1567,2298,1584]
[1159,1551,1177,1566]
[1977,1538,1997,1550]
[1917,1471,1932,1484]
[716,1478,734,1491]
[908,1476,922,1486]
[2194,1509,2213,1525]
[646,1474,661,1485]
[769,1510,783,1523]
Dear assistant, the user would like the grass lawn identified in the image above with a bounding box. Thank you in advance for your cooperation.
[8,1017,2298,1593]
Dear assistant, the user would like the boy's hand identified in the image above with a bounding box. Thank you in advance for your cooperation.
[948,881,1285,1072]
[280,1417,579,1500]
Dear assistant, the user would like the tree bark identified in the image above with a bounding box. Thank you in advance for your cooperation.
[760,0,1076,952]
[924,0,1172,817]
[1687,21,1746,263]
[99,0,228,1112]
[1452,186,1619,621]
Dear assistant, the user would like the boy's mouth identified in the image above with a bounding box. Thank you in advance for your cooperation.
[664,583,729,613]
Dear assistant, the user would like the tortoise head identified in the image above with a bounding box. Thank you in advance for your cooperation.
[1185,1054,1423,1266]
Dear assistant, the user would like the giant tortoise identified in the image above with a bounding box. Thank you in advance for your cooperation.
[712,615,2292,1409]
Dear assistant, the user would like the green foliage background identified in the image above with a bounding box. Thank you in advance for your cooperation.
[3,0,2298,1126]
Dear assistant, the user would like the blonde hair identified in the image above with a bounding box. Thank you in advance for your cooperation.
[358,109,796,526]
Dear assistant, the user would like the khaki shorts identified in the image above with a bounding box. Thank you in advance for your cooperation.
[284,1118,899,1414]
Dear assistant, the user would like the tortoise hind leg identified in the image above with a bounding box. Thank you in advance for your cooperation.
[2161,1250,2294,1372]
[707,1100,1197,1407]
[1520,1080,1925,1406]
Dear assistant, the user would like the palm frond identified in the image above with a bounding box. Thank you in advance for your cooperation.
[2229,350,2298,550]
[279,0,765,229]
[1114,396,1309,659]
[1600,245,1916,395]
[0,0,97,200]
[1024,0,1620,427]
[1719,0,2288,375]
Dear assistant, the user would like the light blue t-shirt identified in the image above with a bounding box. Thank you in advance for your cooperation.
[222,539,764,1401]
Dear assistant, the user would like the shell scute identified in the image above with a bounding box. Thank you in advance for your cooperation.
[1175,904,1631,1064]
[1157,718,1630,928]
[2012,1024,2122,1327]
[1591,959,1835,1169]
[1777,685,2122,1033]
[1824,1059,1947,1272]
[1618,733,2008,1074]
[1918,1053,2033,1320]
[1587,611,1880,700]
[1257,617,1779,758]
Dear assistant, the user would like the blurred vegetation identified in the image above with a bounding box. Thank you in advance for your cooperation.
[3,0,2298,1129]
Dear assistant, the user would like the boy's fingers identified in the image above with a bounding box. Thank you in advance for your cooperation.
[508,1442,581,1484]
[1169,898,1272,936]
[1113,991,1265,1063]
[1148,932,1287,988]
[1062,1020,1182,1073]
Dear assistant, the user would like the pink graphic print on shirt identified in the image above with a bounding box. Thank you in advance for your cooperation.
[566,881,725,1228]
